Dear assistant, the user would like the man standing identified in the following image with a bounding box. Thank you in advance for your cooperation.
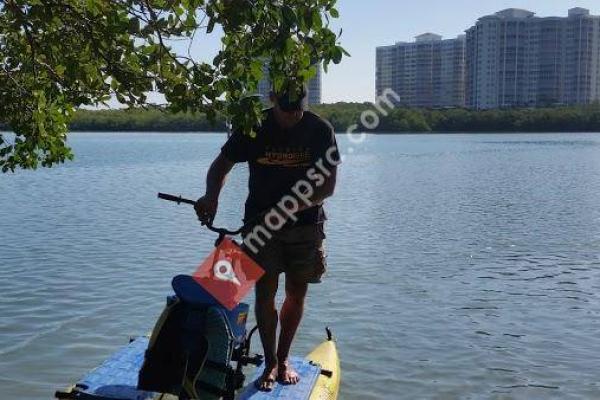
[195,85,339,391]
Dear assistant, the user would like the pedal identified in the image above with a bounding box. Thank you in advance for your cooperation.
[241,354,263,366]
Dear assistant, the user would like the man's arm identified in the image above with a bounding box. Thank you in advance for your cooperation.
[195,153,235,225]
[205,152,235,200]
[296,165,337,212]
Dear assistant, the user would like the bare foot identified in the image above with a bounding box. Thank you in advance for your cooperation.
[255,364,278,392]
[278,360,300,385]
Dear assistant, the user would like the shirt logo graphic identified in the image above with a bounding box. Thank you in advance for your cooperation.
[256,147,311,167]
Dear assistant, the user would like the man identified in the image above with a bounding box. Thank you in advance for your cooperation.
[194,84,339,391]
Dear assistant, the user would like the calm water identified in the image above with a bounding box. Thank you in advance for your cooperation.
[1,132,600,400]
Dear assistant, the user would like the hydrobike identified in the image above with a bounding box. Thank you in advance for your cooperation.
[55,193,340,400]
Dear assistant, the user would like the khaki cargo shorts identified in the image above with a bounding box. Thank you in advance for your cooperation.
[243,223,327,284]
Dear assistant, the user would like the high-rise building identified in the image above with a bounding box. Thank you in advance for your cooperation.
[563,8,600,105]
[376,33,466,108]
[466,9,537,109]
[466,8,600,109]
[257,63,322,106]
[307,66,322,105]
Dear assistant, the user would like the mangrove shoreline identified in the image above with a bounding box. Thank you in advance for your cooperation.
[9,103,600,134]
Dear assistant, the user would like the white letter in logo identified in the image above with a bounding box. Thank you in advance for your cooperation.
[291,179,315,207]
[325,146,341,167]
[243,225,272,254]
[361,110,380,130]
[307,167,325,187]
[264,208,286,231]
[347,124,366,145]
[277,195,299,222]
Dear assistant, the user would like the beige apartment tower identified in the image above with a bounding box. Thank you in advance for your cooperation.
[376,33,466,108]
[466,8,600,109]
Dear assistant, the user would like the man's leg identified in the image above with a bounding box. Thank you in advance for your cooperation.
[277,277,308,384]
[255,273,279,391]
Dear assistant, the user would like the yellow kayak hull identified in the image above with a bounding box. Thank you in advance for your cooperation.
[306,338,341,400]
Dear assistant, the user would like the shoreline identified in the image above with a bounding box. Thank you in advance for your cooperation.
[5,129,600,136]
[5,103,600,135]
[64,130,600,134]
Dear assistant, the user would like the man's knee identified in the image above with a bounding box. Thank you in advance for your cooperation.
[255,274,278,307]
[285,279,308,305]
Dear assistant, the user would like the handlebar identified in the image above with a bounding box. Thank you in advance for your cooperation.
[157,193,196,206]
[158,193,244,236]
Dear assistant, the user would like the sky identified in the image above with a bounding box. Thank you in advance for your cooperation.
[163,1,600,105]
[323,0,600,103]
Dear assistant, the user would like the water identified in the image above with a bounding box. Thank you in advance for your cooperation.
[1,132,600,399]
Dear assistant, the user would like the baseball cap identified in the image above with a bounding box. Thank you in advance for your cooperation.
[274,84,308,112]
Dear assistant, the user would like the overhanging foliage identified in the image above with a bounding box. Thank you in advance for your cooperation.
[0,0,347,171]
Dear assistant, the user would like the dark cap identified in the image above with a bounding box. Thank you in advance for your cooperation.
[274,84,308,112]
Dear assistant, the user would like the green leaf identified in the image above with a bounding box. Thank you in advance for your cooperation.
[282,6,297,25]
[128,18,140,34]
[311,9,322,29]
[250,60,263,81]
[55,65,66,77]
[207,18,216,33]
[172,83,187,96]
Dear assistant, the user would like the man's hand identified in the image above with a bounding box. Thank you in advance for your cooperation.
[195,153,235,226]
[195,195,218,226]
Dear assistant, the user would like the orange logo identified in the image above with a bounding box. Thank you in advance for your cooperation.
[192,238,265,310]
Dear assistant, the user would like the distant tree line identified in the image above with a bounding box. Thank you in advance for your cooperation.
[69,108,228,132]
[4,104,600,134]
[311,103,600,133]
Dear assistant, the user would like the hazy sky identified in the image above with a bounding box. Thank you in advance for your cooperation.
[324,0,600,103]
[169,1,600,105]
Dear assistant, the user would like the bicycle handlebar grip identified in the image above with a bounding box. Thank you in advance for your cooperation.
[157,193,196,206]
[158,192,244,236]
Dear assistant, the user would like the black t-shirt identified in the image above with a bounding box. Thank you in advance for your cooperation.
[221,109,340,225]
